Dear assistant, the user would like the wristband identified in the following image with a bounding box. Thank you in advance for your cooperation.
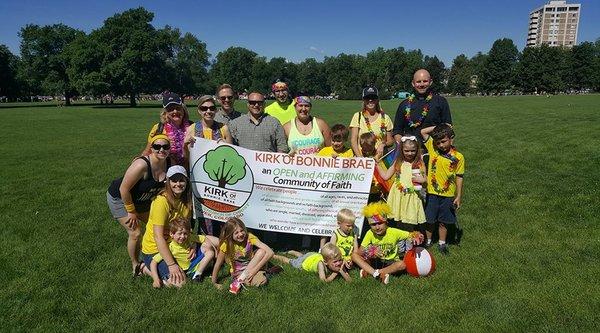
[124,202,136,213]
[168,262,177,267]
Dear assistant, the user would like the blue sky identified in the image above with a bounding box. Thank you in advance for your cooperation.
[1,0,598,66]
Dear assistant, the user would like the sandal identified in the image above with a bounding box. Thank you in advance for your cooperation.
[133,262,146,278]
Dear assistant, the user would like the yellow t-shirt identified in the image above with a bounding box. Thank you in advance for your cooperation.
[220,233,259,273]
[141,195,191,255]
[301,253,324,273]
[317,146,354,158]
[152,234,206,271]
[424,137,465,197]
[349,111,393,148]
[360,227,410,261]
[265,100,296,125]
[186,122,228,140]
[334,228,356,260]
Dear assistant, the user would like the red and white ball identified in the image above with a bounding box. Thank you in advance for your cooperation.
[404,247,436,277]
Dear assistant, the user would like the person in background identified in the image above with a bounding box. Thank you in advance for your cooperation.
[265,79,296,125]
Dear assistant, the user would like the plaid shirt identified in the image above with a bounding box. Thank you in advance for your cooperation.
[229,112,289,153]
[214,108,241,126]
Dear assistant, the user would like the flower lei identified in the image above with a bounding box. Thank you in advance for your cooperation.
[164,122,186,164]
[430,148,459,193]
[404,93,433,128]
[362,110,387,141]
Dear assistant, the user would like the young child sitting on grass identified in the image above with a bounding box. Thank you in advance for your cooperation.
[149,217,218,288]
[420,124,465,255]
[320,208,359,270]
[351,202,423,284]
[211,217,274,294]
[317,124,354,158]
[273,243,351,282]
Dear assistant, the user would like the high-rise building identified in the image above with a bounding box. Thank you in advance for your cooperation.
[526,1,580,48]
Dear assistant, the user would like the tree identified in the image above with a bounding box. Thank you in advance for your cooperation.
[480,38,519,94]
[424,55,446,93]
[210,47,259,93]
[203,146,246,188]
[160,28,210,96]
[70,7,170,106]
[19,24,83,105]
[296,58,329,96]
[570,42,596,91]
[516,46,543,94]
[447,54,472,95]
[0,45,21,100]
[323,53,365,99]
[469,52,487,92]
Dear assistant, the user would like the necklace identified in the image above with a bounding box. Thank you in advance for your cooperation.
[394,162,421,193]
[430,148,459,193]
[404,93,433,128]
[362,110,387,141]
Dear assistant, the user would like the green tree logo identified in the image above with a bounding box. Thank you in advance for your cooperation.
[203,146,246,188]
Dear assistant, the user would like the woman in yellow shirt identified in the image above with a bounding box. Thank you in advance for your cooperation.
[349,86,394,156]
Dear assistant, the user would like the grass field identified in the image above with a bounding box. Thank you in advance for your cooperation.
[1,95,599,332]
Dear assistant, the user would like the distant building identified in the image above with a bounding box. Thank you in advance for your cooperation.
[526,1,580,48]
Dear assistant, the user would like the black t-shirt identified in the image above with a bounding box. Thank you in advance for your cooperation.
[107,156,167,207]
[392,92,452,142]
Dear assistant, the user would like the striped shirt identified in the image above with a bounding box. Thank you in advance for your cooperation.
[229,113,289,153]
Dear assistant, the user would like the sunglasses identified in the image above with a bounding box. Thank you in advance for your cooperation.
[248,100,264,106]
[166,106,182,112]
[219,95,234,101]
[151,143,170,151]
[169,176,187,183]
[199,105,216,111]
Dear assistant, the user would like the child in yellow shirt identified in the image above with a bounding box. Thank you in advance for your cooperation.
[274,243,351,282]
[317,124,354,158]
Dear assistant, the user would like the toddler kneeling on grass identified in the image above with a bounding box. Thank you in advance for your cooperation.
[274,243,351,282]
[150,217,218,288]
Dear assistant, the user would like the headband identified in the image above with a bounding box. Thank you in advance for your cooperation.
[400,136,417,142]
[295,96,311,105]
[149,133,170,144]
[272,82,288,92]
[369,214,387,224]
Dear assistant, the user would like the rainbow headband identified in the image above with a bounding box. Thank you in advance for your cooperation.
[272,82,288,92]
[295,96,311,105]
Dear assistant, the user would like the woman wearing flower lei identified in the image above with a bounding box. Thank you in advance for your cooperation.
[183,95,233,235]
[143,92,193,166]
[349,86,394,157]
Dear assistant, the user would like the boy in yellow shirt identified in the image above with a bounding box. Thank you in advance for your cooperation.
[273,243,351,282]
[317,124,354,158]
[150,218,217,288]
[319,208,359,269]
[421,124,465,255]
[352,202,423,284]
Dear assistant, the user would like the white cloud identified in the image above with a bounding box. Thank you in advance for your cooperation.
[309,46,325,54]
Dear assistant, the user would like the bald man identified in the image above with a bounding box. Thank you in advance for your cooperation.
[392,69,452,143]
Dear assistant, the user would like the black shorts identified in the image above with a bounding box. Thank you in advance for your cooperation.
[425,194,457,225]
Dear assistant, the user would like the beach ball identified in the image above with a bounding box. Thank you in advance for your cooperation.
[404,247,436,277]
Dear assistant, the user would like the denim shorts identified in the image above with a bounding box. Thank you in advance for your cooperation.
[425,194,457,225]
[289,252,317,269]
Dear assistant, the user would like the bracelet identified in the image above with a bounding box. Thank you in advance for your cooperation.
[124,202,136,214]
[167,262,177,267]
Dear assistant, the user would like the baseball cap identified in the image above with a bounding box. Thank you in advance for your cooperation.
[162,93,183,108]
[362,86,379,99]
[166,165,188,179]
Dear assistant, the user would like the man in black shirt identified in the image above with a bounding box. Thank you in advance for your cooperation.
[392,69,452,143]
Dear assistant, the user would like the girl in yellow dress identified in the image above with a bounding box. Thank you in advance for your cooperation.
[376,136,427,234]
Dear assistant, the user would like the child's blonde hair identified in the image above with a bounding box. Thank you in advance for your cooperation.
[359,132,377,157]
[321,242,342,261]
[219,217,250,261]
[168,217,191,234]
[337,209,356,224]
[396,136,423,169]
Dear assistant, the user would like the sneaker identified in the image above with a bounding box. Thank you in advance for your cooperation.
[380,273,390,285]
[229,279,242,294]
[438,243,450,255]
[359,269,369,279]
[192,274,203,283]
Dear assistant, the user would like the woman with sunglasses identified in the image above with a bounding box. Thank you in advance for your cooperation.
[283,96,331,156]
[142,93,193,166]
[107,134,171,276]
[349,86,394,157]
[184,95,232,149]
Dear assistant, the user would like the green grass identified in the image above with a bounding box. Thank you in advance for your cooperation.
[1,95,599,331]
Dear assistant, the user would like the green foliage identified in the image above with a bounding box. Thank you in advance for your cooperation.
[0,45,22,99]
[447,54,472,95]
[570,42,596,90]
[1,96,599,331]
[203,146,246,188]
[324,53,366,99]
[295,58,329,96]
[210,47,259,93]
[19,24,84,104]
[424,55,446,93]
[480,38,519,94]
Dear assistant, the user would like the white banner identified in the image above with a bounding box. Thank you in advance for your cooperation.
[189,138,375,236]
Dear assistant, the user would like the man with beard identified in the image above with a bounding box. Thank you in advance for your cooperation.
[265,79,296,125]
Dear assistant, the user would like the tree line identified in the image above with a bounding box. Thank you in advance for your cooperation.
[1,7,599,105]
